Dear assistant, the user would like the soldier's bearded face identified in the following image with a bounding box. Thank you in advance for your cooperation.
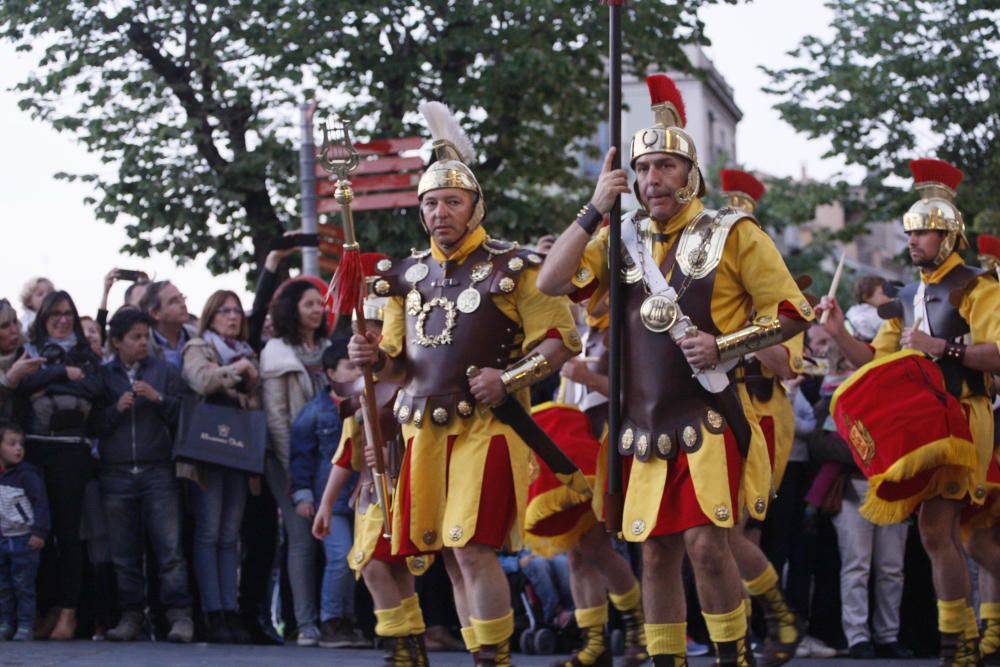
[421,188,476,249]
[907,230,945,268]
[634,153,689,222]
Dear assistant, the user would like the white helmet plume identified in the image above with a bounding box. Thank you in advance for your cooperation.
[418,101,475,164]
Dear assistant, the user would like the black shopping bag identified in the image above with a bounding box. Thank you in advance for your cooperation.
[173,396,267,474]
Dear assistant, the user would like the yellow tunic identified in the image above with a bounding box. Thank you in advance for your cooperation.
[871,252,999,509]
[572,200,813,537]
[747,333,805,491]
[380,226,582,553]
[331,416,432,578]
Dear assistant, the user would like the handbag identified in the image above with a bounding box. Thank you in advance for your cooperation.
[173,395,267,474]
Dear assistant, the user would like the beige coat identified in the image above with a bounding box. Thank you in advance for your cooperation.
[259,336,316,469]
[178,337,261,488]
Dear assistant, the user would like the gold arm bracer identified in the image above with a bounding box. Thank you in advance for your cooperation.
[500,351,552,395]
[715,316,784,363]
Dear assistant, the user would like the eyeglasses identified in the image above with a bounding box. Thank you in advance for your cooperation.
[216,307,243,316]
[49,310,74,321]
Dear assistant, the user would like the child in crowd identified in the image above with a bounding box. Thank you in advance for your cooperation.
[0,424,50,641]
[290,339,365,648]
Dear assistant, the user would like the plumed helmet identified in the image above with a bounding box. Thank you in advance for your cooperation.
[417,102,486,231]
[977,233,1000,273]
[629,74,704,205]
[719,169,766,214]
[902,159,967,266]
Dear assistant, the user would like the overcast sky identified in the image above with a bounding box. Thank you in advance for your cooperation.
[0,0,851,317]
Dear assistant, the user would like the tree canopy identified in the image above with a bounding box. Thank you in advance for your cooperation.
[1,0,737,277]
[762,0,1000,236]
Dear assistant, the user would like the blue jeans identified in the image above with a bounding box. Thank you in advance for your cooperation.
[190,465,248,612]
[100,463,191,611]
[522,554,572,624]
[0,535,40,631]
[317,459,354,621]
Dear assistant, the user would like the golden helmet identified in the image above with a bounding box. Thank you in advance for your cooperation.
[719,169,766,214]
[902,159,966,266]
[629,74,704,205]
[417,102,486,231]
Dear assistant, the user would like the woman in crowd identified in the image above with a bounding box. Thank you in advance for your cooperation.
[16,290,102,639]
[18,277,54,337]
[260,279,329,646]
[181,290,260,644]
[0,300,42,425]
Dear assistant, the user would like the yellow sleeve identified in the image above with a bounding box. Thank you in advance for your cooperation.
[572,226,610,297]
[731,222,815,323]
[496,266,583,354]
[871,318,902,359]
[378,295,406,358]
[332,414,364,471]
[960,276,1000,353]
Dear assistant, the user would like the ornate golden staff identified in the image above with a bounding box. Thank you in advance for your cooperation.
[318,115,393,538]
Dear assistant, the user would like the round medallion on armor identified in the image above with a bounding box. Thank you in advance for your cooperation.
[352,550,365,564]
[406,289,422,315]
[688,248,708,270]
[682,425,698,448]
[799,300,813,317]
[621,428,635,452]
[404,262,430,284]
[374,279,390,296]
[945,481,961,496]
[630,519,646,536]
[448,525,464,542]
[422,530,437,546]
[376,258,392,273]
[575,267,592,283]
[457,400,473,417]
[714,505,731,521]
[471,262,493,283]
[656,433,672,457]
[754,497,766,514]
[499,277,516,293]
[706,410,723,430]
[507,257,524,272]
[411,556,426,570]
[636,434,649,457]
[527,253,543,265]
[975,486,986,500]
[432,407,449,424]
[415,297,457,348]
[456,288,481,314]
[413,409,424,426]
[639,294,678,333]
[397,405,411,424]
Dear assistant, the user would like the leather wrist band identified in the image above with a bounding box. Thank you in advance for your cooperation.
[715,317,784,363]
[500,352,552,394]
[574,203,603,235]
[942,342,966,363]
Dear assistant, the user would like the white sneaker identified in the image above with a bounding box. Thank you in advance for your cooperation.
[297,624,321,647]
[796,635,837,658]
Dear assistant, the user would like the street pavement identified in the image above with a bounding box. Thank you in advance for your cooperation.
[0,641,941,666]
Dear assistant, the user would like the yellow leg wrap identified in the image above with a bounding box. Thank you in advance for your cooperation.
[703,605,747,644]
[743,597,752,623]
[575,604,609,629]
[743,563,779,596]
[461,625,480,653]
[375,604,412,638]
[609,581,642,612]
[645,622,687,656]
[401,594,426,636]
[938,598,968,634]
[963,607,979,641]
[471,610,514,647]
[982,618,1000,657]
[982,602,1000,621]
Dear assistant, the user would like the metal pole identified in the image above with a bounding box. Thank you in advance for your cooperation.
[605,0,624,533]
[299,100,319,277]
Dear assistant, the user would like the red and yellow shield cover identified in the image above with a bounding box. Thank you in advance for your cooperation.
[524,402,600,556]
[830,350,979,525]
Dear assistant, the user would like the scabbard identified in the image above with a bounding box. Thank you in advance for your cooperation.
[491,398,593,500]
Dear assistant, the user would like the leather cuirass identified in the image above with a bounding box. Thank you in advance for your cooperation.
[619,231,752,462]
[372,241,543,427]
[897,264,987,398]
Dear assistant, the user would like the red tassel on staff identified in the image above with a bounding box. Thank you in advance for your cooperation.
[328,246,365,316]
